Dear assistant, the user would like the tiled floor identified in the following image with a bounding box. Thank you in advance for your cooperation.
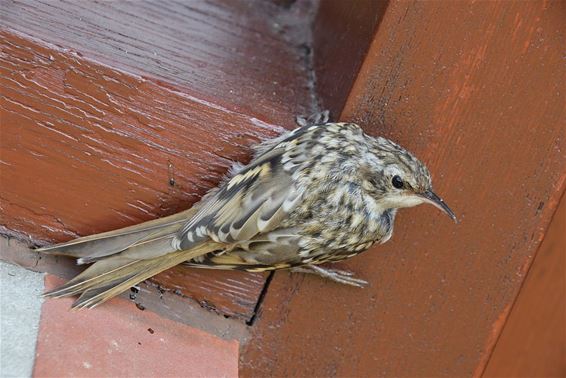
[0,260,239,377]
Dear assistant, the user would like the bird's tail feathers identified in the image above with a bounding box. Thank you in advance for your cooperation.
[36,208,197,263]
[36,207,219,308]
[44,241,221,309]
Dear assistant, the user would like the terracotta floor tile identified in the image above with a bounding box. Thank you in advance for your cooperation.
[34,275,239,378]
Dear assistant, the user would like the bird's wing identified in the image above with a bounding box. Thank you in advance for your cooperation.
[184,227,305,271]
[175,124,320,251]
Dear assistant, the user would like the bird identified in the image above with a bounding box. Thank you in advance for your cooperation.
[38,111,456,309]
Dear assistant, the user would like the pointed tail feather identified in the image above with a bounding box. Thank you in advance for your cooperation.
[43,235,176,298]
[36,208,197,263]
[44,241,221,308]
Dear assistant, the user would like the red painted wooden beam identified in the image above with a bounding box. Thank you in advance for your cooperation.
[0,0,316,321]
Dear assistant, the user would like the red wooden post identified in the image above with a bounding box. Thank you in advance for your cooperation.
[241,1,565,376]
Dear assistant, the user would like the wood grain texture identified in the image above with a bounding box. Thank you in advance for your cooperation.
[241,1,566,376]
[1,32,278,242]
[484,192,566,378]
[0,32,275,320]
[313,0,388,116]
[1,0,315,124]
[0,0,315,320]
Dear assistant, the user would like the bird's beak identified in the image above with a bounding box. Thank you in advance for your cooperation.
[419,190,457,223]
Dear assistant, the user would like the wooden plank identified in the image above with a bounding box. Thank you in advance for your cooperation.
[0,0,314,123]
[0,31,281,244]
[484,193,566,377]
[0,0,315,321]
[241,1,566,376]
[0,31,271,320]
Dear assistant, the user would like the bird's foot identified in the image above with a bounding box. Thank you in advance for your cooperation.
[295,110,330,127]
[291,265,368,288]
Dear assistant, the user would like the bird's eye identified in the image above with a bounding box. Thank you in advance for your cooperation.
[391,175,404,189]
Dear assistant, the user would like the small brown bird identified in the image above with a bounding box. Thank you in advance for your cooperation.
[39,111,456,308]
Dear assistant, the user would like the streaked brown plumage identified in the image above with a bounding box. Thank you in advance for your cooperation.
[39,111,456,308]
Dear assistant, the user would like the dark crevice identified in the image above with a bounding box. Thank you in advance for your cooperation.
[302,41,321,116]
[246,271,275,326]
[271,0,321,116]
[299,0,322,115]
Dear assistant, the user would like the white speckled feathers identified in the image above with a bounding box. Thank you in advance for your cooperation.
[174,126,310,252]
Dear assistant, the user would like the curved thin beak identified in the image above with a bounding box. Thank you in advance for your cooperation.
[420,190,457,223]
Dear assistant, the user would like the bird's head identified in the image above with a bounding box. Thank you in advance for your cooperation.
[365,136,456,222]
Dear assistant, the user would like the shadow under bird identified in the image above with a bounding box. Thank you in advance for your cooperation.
[38,111,456,309]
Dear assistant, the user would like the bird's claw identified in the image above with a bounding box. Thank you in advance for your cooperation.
[291,265,368,288]
[323,268,354,277]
